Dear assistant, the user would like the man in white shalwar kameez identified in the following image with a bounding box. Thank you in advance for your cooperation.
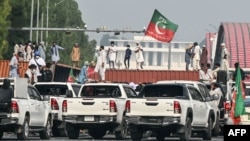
[95,45,106,82]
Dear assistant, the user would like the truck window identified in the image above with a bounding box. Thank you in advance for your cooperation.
[80,86,120,97]
[188,87,204,101]
[34,85,68,96]
[139,85,184,98]
[124,87,137,98]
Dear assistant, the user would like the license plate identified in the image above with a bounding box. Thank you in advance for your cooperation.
[84,116,94,121]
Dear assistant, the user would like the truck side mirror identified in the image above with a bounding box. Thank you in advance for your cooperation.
[66,90,73,98]
[43,95,50,101]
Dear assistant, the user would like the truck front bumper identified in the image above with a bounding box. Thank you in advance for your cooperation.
[127,116,181,126]
[63,115,117,124]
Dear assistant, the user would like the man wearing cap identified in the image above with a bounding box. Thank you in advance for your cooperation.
[200,44,208,68]
[78,61,89,84]
[220,43,229,71]
[29,51,46,82]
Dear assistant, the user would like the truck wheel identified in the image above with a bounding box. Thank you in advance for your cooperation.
[0,130,3,139]
[88,128,106,139]
[203,117,212,140]
[66,123,79,139]
[17,116,29,140]
[130,130,143,141]
[115,117,128,139]
[52,126,60,137]
[212,115,220,137]
[39,116,51,139]
[179,117,191,141]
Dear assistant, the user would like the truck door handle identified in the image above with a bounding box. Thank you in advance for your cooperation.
[145,102,158,106]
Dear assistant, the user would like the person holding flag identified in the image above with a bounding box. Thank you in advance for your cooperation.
[229,63,246,125]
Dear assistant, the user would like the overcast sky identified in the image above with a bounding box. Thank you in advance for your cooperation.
[75,0,250,44]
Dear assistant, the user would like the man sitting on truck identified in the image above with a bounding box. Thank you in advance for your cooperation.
[0,79,14,112]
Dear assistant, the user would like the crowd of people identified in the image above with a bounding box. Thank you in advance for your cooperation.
[9,40,65,84]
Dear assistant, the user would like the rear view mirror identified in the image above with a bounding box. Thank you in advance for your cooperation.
[66,90,73,98]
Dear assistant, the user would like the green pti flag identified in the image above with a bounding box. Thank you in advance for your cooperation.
[67,68,76,82]
[234,65,246,117]
[145,9,178,42]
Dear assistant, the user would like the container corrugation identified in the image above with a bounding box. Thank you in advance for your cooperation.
[1,60,199,83]
[88,69,199,84]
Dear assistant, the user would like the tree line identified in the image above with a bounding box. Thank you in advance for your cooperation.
[0,0,96,66]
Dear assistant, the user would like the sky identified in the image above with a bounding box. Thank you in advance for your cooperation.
[75,0,250,44]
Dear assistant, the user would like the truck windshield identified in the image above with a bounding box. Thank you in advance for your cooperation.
[139,85,184,98]
[80,86,121,98]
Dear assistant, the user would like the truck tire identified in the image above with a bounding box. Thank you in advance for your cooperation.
[179,117,191,141]
[203,117,212,140]
[39,116,51,139]
[0,130,3,139]
[17,116,29,140]
[130,130,143,141]
[88,128,107,139]
[115,117,128,139]
[66,123,79,139]
[212,115,220,137]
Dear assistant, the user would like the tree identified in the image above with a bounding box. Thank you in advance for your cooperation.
[0,0,11,59]
[5,0,96,66]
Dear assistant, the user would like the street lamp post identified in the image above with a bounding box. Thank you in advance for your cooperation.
[29,0,34,41]
[36,0,40,43]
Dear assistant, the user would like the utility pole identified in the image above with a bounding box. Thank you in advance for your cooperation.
[29,0,34,41]
[41,12,43,42]
[36,0,40,43]
[46,0,49,46]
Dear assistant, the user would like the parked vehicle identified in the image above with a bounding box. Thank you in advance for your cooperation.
[157,80,221,136]
[34,82,82,137]
[0,78,52,140]
[240,96,250,125]
[125,83,218,141]
[62,83,137,139]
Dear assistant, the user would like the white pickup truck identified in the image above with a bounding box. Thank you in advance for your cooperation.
[33,82,82,137]
[125,83,218,141]
[0,78,52,140]
[62,83,137,139]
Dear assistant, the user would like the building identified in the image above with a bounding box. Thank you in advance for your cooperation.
[99,36,193,70]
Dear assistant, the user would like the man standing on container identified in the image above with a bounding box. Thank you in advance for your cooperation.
[106,41,117,69]
[135,42,144,70]
[124,44,132,69]
[95,45,106,82]
[192,42,201,71]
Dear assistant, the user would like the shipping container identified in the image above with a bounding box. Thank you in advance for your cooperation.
[0,60,199,83]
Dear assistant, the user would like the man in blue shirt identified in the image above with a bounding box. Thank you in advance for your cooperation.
[78,61,89,84]
[124,44,132,69]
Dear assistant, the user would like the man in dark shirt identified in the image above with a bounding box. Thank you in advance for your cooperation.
[232,62,245,81]
[0,79,14,112]
[124,44,132,69]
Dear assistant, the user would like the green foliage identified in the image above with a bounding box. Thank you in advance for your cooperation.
[0,0,11,59]
[5,0,96,66]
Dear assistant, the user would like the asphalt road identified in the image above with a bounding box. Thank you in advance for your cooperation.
[2,133,224,141]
